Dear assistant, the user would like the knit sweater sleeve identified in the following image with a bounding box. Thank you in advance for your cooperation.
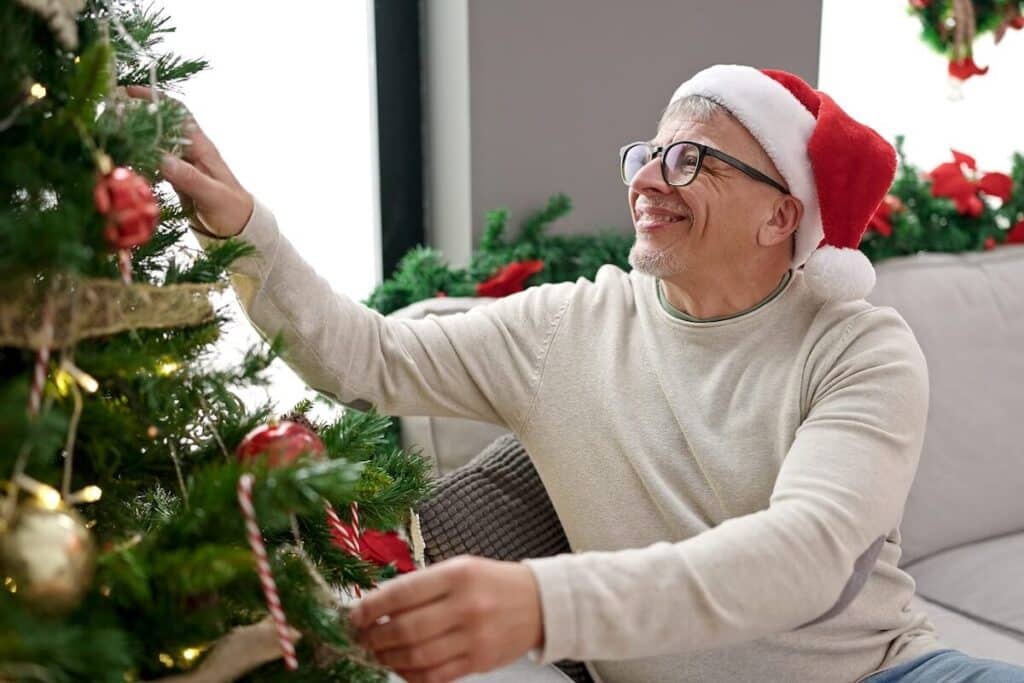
[523,307,930,662]
[198,200,570,429]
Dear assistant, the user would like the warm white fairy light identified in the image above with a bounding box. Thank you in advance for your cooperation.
[29,83,47,100]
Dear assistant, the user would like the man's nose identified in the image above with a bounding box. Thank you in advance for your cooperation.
[629,156,672,196]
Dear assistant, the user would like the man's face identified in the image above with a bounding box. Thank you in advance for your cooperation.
[627,112,788,278]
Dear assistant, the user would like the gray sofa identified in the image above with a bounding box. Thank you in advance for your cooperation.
[397,245,1024,668]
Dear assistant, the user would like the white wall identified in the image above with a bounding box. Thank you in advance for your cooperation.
[161,1,379,412]
[819,0,1024,171]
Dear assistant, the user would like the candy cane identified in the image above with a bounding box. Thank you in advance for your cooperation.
[237,474,298,670]
[324,502,365,597]
[28,301,54,416]
[118,249,132,285]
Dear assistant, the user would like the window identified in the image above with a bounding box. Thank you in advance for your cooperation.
[163,1,379,410]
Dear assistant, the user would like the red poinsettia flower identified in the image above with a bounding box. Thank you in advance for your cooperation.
[1007,220,1024,245]
[476,259,545,297]
[330,523,416,573]
[929,150,1013,217]
[948,56,989,81]
[868,194,904,237]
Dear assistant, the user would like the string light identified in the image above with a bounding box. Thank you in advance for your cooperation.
[36,485,62,510]
[181,648,201,662]
[3,577,16,593]
[29,83,47,100]
[67,485,102,504]
[157,360,181,376]
[158,654,174,668]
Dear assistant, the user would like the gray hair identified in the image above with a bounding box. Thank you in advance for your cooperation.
[659,94,731,127]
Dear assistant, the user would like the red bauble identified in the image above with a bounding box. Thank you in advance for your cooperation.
[94,167,159,250]
[235,420,326,468]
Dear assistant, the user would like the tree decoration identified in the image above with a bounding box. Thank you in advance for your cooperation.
[235,420,326,468]
[908,0,1024,81]
[0,499,96,615]
[94,166,160,283]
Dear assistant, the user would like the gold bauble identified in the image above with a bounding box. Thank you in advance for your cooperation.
[0,499,95,614]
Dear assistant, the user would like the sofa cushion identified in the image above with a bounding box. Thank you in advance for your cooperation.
[868,245,1024,565]
[905,532,1024,640]
[910,593,1024,666]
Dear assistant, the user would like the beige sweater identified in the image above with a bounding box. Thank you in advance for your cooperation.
[210,201,945,683]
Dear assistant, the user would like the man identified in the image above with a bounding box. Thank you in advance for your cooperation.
[145,65,1024,682]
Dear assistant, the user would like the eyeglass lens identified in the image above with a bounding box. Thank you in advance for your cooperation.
[622,142,701,186]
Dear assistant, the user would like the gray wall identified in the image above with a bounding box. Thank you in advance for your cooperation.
[423,0,824,265]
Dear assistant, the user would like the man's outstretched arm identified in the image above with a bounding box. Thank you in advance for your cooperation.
[152,97,572,430]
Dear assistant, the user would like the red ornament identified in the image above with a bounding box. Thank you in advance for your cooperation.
[476,259,545,297]
[909,0,930,7]
[948,56,989,81]
[329,520,415,573]
[984,236,997,250]
[929,150,1013,217]
[94,167,159,250]
[235,420,326,468]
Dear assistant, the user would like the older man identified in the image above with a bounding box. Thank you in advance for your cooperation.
[148,65,1024,683]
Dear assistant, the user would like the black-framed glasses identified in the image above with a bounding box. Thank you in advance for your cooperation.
[619,140,789,195]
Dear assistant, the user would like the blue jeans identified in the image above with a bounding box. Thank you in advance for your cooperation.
[864,649,1024,682]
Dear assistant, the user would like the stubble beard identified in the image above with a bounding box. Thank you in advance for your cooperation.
[628,238,685,278]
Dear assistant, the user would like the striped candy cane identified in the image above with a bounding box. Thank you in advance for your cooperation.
[324,502,365,597]
[118,249,132,285]
[28,301,55,416]
[237,474,298,670]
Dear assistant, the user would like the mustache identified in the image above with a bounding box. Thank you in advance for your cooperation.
[634,196,691,216]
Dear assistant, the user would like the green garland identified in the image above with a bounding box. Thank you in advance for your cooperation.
[368,136,1024,314]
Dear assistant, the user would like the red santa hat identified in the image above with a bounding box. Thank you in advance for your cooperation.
[670,65,896,302]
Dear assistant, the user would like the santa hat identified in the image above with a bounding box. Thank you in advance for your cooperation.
[670,65,896,302]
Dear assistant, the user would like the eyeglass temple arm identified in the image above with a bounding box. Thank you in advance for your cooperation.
[704,148,790,194]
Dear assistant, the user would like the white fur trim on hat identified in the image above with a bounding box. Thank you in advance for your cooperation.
[670,65,823,271]
[802,246,876,301]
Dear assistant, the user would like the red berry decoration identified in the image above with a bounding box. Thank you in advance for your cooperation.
[235,420,326,468]
[93,167,159,250]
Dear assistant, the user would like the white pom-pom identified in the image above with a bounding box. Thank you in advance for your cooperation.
[802,246,876,301]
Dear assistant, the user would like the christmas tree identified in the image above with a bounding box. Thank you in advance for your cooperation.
[0,1,430,681]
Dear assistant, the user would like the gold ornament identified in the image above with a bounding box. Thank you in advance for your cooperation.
[0,499,95,614]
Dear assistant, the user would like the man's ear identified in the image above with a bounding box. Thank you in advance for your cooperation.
[758,194,803,247]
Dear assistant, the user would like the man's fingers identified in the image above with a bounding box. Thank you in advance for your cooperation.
[376,628,469,672]
[400,656,474,683]
[350,564,460,629]
[123,87,237,186]
[159,154,222,206]
[180,121,237,186]
[360,599,459,652]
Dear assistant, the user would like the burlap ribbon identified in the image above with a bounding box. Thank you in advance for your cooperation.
[0,274,222,350]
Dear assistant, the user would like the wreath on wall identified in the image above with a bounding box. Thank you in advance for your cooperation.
[908,0,1024,80]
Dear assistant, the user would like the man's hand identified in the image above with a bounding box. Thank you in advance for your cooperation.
[350,556,544,683]
[126,86,253,238]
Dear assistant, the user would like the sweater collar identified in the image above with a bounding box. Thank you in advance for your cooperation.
[656,269,793,324]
